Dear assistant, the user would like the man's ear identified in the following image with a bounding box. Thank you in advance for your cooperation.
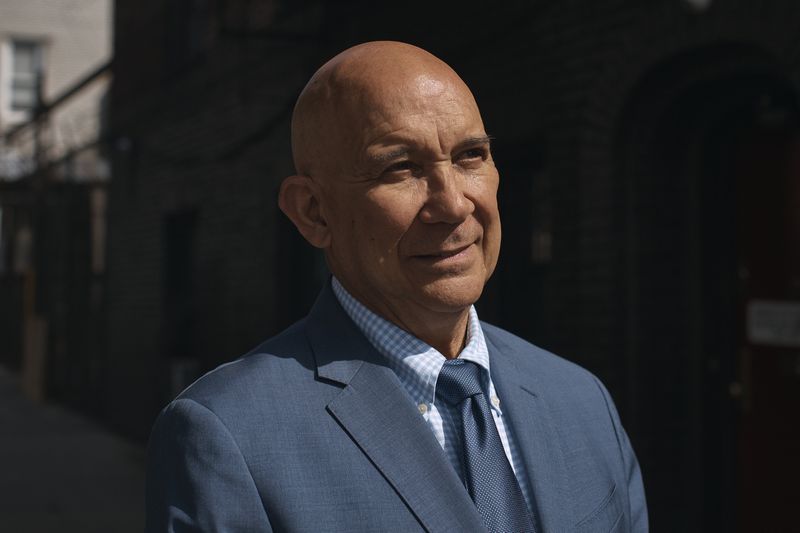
[278,175,331,249]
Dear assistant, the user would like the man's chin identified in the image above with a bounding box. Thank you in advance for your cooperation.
[413,276,486,313]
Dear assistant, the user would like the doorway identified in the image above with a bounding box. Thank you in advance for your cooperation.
[730,126,800,531]
[618,44,800,531]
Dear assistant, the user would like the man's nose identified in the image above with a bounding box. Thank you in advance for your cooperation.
[418,166,475,224]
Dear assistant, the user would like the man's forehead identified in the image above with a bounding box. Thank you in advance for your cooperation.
[328,67,457,111]
[332,68,480,126]
[414,74,448,97]
[291,41,482,176]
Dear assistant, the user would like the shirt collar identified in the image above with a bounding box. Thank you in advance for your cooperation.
[331,277,496,409]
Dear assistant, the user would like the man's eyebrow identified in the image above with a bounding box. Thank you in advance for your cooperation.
[368,148,411,164]
[367,135,494,164]
[459,134,494,147]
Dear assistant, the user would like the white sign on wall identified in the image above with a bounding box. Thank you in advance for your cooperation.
[747,300,800,348]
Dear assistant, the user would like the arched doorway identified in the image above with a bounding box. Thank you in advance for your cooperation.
[618,43,800,531]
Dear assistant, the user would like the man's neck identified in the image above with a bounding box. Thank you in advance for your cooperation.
[389,309,469,359]
[333,277,471,359]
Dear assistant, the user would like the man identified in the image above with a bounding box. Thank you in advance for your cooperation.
[146,41,648,532]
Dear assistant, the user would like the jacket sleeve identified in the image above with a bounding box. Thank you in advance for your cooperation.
[594,377,649,533]
[145,398,273,533]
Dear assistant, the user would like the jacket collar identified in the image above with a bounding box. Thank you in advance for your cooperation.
[306,282,487,532]
[484,327,576,533]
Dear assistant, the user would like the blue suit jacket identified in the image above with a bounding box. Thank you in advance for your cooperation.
[146,282,648,532]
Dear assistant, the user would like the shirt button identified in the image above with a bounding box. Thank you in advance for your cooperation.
[491,396,500,407]
[418,403,428,414]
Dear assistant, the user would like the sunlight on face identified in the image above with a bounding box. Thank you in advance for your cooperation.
[319,66,501,323]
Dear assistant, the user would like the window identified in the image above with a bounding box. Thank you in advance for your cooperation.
[10,40,43,111]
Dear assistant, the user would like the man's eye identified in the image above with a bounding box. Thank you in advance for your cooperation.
[458,147,488,162]
[384,161,415,174]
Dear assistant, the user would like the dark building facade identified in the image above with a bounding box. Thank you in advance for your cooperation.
[104,1,800,531]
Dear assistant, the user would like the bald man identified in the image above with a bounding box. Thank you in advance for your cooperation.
[146,42,648,532]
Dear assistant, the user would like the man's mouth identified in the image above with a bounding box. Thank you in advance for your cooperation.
[431,244,470,257]
[413,243,475,260]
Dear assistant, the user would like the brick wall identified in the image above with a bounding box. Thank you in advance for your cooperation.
[106,1,800,529]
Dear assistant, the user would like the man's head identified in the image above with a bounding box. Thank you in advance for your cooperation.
[279,41,501,330]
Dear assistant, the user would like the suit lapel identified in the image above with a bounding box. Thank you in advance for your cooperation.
[307,283,486,533]
[485,329,576,533]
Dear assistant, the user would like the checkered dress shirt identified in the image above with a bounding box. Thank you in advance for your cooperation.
[331,277,533,512]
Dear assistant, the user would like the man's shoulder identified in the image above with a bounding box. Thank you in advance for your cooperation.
[481,321,624,447]
[481,322,587,370]
[175,317,318,407]
[481,321,603,391]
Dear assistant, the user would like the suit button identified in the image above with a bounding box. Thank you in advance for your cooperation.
[418,403,428,414]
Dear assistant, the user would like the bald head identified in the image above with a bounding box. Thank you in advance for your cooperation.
[279,41,500,350]
[290,41,481,178]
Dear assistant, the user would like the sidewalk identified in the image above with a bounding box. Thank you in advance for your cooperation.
[0,368,145,532]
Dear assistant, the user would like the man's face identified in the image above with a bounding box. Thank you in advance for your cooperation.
[318,71,501,320]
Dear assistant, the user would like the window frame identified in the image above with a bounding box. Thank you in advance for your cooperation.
[9,38,44,112]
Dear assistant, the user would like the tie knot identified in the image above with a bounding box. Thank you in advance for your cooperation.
[436,361,485,406]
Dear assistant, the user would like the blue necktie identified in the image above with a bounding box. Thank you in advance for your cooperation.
[436,361,536,533]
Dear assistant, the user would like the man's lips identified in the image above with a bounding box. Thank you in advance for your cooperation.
[411,242,475,260]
